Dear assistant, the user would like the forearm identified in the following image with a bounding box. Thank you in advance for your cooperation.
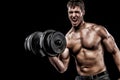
[48,48,70,73]
[113,50,120,72]
[48,57,67,73]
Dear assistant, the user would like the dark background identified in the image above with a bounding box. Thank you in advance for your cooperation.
[4,0,120,80]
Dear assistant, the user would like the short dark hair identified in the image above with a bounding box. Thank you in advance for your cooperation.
[67,0,85,11]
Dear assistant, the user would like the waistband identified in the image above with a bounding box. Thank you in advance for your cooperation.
[78,71,108,80]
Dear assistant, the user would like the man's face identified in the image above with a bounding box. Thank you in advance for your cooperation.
[68,6,83,27]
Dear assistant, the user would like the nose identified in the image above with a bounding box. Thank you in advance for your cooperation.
[72,12,76,17]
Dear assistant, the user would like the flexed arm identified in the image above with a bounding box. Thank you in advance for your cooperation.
[48,48,70,73]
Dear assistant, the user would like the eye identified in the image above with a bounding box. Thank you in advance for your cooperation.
[68,11,73,14]
[75,11,80,13]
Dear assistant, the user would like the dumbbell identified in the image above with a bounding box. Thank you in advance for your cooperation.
[24,30,66,57]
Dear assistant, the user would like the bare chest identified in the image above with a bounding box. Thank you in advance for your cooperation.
[81,28,101,49]
[69,29,101,54]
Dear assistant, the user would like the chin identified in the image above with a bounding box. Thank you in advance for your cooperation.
[73,24,79,27]
[72,22,80,27]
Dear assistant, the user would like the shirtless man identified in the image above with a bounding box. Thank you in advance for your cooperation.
[48,0,120,80]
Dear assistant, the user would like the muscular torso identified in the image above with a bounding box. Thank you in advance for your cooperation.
[67,23,106,76]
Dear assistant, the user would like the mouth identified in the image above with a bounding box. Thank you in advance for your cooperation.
[71,17,80,26]
[71,19,78,25]
[72,17,78,22]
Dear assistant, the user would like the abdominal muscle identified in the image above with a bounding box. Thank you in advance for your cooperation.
[75,47,106,76]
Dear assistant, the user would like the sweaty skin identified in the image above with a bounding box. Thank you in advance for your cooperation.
[48,6,120,76]
[66,22,110,76]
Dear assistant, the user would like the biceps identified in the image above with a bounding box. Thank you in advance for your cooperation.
[103,36,118,53]
[59,48,70,62]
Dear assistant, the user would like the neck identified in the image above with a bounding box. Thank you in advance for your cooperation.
[73,21,85,31]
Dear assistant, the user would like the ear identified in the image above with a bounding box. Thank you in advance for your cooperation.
[82,9,85,16]
[80,12,83,17]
